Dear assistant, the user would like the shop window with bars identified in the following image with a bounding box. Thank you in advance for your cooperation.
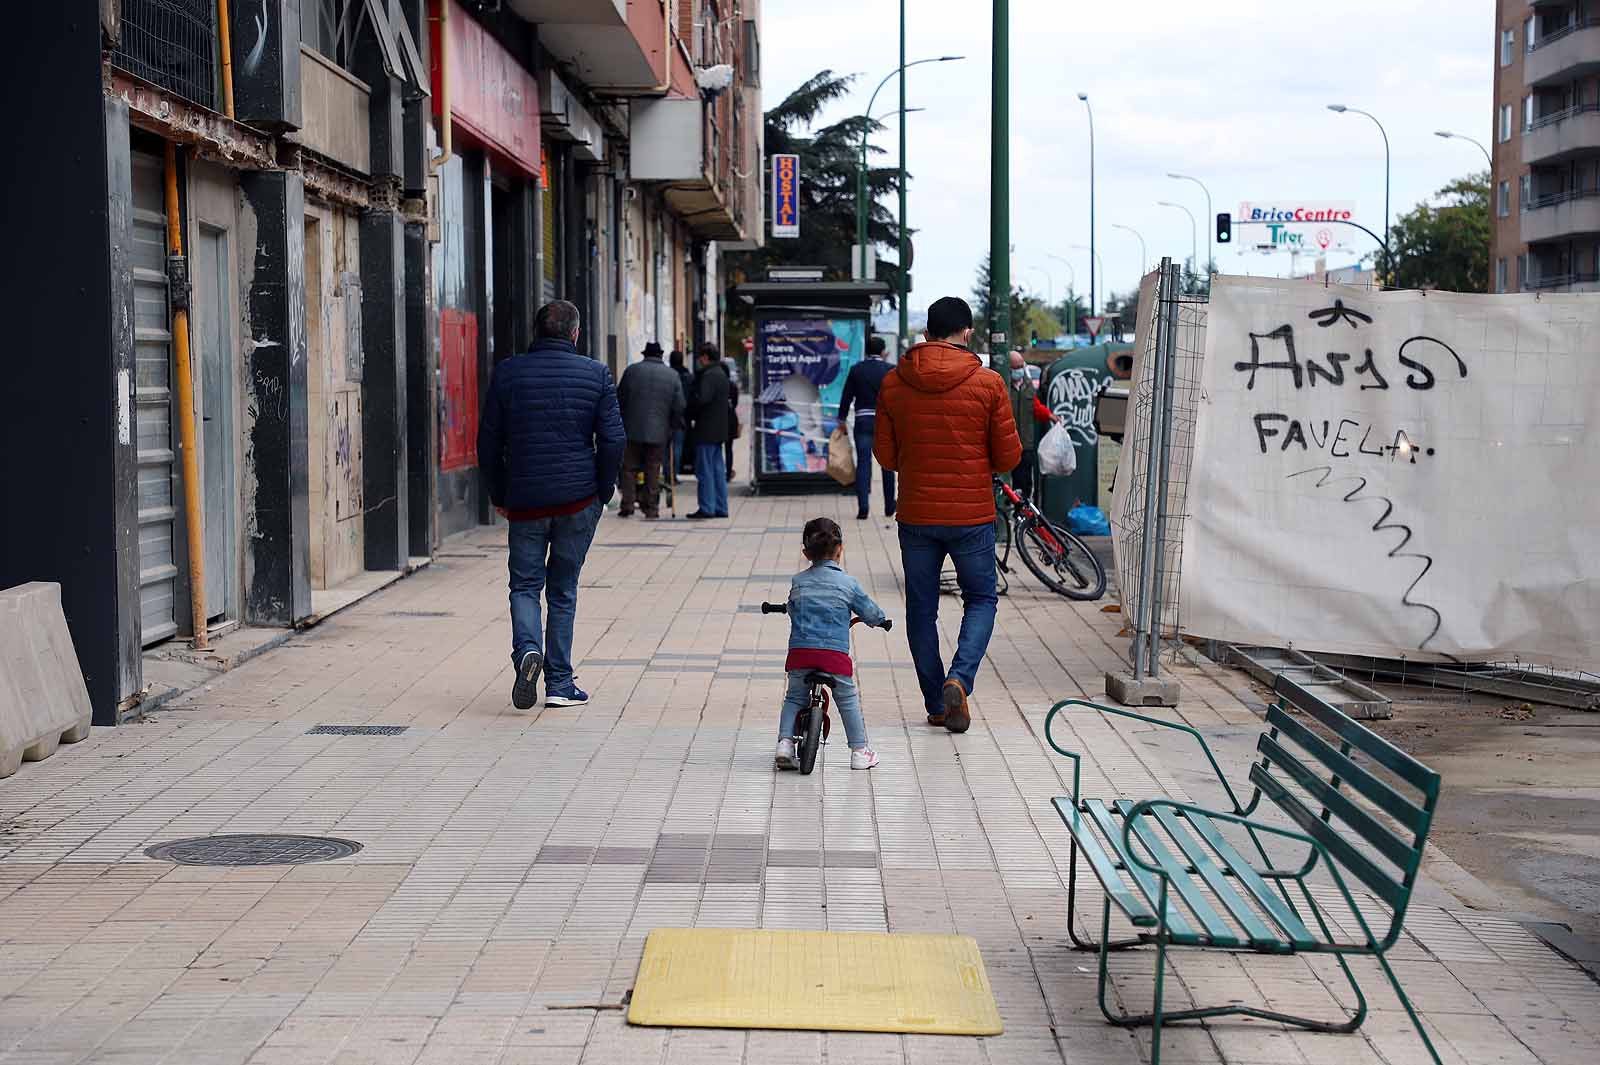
[110,0,219,110]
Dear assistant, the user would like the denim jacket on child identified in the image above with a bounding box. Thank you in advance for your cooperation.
[787,560,886,655]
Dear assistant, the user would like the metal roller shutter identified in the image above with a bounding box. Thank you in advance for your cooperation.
[131,149,179,645]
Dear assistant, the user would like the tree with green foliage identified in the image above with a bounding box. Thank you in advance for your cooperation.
[1054,293,1089,337]
[722,70,905,294]
[971,253,1030,350]
[1373,173,1490,292]
[1022,302,1062,346]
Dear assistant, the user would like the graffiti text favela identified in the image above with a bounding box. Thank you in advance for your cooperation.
[1234,300,1468,462]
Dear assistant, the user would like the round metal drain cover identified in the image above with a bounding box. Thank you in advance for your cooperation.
[144,834,361,867]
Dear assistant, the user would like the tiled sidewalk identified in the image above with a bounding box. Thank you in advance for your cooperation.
[1,492,1596,1065]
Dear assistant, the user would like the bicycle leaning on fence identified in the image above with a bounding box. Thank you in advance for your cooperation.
[992,475,1106,601]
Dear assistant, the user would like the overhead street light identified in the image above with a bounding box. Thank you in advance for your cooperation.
[854,55,965,286]
[1110,223,1147,278]
[1167,171,1213,288]
[1078,92,1096,315]
[1024,265,1053,306]
[1328,104,1391,260]
[1045,252,1077,335]
[1157,200,1198,277]
[1434,129,1492,168]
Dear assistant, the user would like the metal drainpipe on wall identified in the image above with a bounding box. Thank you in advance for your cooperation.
[216,0,235,117]
[431,0,453,171]
[650,0,673,94]
[163,142,209,650]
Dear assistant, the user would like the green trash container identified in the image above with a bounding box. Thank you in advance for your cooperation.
[1037,344,1133,527]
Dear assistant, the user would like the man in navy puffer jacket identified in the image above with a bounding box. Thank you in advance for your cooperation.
[478,300,625,711]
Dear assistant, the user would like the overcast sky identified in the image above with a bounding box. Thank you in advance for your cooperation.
[762,0,1494,317]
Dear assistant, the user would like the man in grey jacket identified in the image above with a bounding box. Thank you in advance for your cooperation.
[616,341,686,519]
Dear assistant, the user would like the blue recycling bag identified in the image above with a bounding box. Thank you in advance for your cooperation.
[1066,505,1111,537]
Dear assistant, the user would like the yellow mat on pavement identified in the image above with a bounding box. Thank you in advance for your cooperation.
[627,928,1003,1035]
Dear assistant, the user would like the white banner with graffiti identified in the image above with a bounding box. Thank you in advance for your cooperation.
[1181,276,1600,668]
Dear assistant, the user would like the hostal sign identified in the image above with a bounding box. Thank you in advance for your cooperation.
[772,154,800,239]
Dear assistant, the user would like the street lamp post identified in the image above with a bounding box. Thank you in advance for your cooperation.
[1157,201,1198,279]
[1025,265,1053,306]
[1328,104,1391,259]
[1167,172,1213,287]
[1110,223,1147,278]
[1070,244,1104,326]
[1046,252,1076,337]
[1435,129,1492,167]
[1435,130,1494,238]
[1078,93,1096,315]
[854,56,962,282]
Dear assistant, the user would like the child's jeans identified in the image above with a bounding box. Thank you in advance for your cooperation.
[779,670,867,749]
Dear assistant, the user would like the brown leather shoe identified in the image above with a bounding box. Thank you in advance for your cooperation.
[941,680,971,733]
[926,714,946,727]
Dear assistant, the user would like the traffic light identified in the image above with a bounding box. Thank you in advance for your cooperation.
[1030,332,1038,347]
[1216,212,1233,244]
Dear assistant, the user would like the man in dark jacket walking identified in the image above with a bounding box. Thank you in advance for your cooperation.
[616,341,685,518]
[478,300,625,710]
[837,335,897,520]
[668,350,693,477]
[687,344,731,519]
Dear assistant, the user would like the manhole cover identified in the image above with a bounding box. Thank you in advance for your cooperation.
[385,610,453,618]
[592,542,672,549]
[144,834,361,866]
[305,724,409,736]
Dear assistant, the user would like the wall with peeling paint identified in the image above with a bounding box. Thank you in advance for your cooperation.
[303,201,365,590]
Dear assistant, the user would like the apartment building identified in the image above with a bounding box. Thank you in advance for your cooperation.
[1492,0,1600,292]
[8,1,762,724]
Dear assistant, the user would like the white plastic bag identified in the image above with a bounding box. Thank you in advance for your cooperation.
[1037,423,1077,477]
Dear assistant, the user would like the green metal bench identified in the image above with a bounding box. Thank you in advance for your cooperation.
[1044,673,1444,1065]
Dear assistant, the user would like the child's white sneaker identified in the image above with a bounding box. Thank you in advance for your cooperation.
[774,738,798,770]
[850,747,880,770]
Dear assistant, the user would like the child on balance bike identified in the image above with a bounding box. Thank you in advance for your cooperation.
[773,517,890,771]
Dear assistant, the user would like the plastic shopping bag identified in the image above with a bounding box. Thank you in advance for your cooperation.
[826,426,856,486]
[1037,423,1077,477]
[1067,505,1111,537]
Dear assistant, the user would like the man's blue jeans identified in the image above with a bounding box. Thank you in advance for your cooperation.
[898,522,999,715]
[508,500,602,696]
[696,443,729,516]
[853,417,896,516]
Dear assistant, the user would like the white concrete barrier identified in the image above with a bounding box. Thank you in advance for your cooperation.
[1,583,93,778]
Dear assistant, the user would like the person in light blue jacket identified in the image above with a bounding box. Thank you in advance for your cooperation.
[776,518,887,771]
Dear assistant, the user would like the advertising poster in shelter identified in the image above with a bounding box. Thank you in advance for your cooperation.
[1181,277,1600,668]
[754,317,865,477]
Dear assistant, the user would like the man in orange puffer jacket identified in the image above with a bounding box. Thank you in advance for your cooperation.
[875,296,1023,734]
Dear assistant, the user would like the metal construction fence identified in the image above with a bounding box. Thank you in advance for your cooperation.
[1111,259,1207,680]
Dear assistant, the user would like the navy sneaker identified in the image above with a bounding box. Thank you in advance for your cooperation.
[544,686,589,709]
[511,650,543,710]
